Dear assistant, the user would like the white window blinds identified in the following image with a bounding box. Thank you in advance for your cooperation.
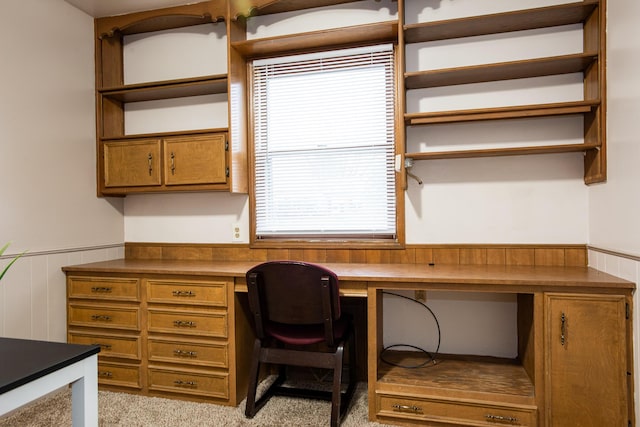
[253,44,396,239]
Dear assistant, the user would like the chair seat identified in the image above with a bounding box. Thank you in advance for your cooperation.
[266,318,350,346]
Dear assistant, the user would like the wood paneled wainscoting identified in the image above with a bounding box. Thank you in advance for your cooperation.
[124,243,587,267]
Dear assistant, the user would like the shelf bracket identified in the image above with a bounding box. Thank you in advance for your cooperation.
[405,158,423,186]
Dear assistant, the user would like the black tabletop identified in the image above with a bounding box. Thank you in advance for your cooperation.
[0,338,100,394]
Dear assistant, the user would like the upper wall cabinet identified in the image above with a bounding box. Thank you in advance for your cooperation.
[94,2,246,196]
[401,0,606,185]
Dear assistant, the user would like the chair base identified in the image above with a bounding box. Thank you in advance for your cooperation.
[246,374,357,426]
[245,330,357,427]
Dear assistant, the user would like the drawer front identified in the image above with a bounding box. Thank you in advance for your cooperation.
[69,303,140,331]
[147,279,227,307]
[148,338,228,368]
[68,331,141,360]
[147,309,227,338]
[98,361,142,389]
[68,276,140,301]
[377,394,536,426]
[148,367,229,399]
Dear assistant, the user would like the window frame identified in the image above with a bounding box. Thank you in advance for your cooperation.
[248,43,405,249]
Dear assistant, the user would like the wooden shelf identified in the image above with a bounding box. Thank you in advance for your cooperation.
[231,0,360,19]
[405,100,599,125]
[377,351,535,405]
[231,21,398,58]
[405,53,597,90]
[404,1,598,43]
[96,2,226,38]
[406,142,600,161]
[100,75,228,103]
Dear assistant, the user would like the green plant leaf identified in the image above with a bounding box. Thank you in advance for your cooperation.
[0,243,27,281]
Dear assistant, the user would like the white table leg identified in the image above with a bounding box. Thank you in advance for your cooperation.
[71,354,98,427]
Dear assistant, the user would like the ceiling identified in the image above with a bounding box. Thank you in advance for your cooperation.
[64,0,195,18]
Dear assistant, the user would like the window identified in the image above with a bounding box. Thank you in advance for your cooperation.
[252,44,397,243]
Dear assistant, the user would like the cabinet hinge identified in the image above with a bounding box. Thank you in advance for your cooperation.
[226,167,229,177]
[626,303,630,319]
[225,141,229,151]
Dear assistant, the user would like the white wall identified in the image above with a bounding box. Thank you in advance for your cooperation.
[587,0,640,419]
[589,0,640,256]
[0,0,124,341]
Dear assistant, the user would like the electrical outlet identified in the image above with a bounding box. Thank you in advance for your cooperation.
[414,290,427,303]
[232,222,242,242]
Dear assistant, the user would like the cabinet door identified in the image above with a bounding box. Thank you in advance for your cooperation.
[545,293,628,426]
[164,134,227,186]
[104,139,162,187]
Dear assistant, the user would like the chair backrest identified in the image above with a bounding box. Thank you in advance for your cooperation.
[246,261,341,345]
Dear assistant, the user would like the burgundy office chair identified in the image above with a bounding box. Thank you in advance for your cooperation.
[244,261,356,427]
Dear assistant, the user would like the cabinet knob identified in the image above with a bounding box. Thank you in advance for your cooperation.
[174,379,197,388]
[173,320,197,328]
[172,290,196,297]
[173,349,198,358]
[485,414,519,424]
[391,404,422,414]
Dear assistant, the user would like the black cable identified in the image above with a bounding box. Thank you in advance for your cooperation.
[380,291,441,369]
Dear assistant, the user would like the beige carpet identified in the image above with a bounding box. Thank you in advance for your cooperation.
[0,382,391,426]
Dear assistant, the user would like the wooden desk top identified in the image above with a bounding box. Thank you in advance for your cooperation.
[0,338,100,394]
[62,259,635,295]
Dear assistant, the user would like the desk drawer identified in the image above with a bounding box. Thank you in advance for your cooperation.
[148,367,229,399]
[68,276,140,301]
[69,331,141,360]
[69,303,140,331]
[98,361,141,389]
[147,279,227,307]
[148,308,227,338]
[148,337,228,368]
[377,393,536,426]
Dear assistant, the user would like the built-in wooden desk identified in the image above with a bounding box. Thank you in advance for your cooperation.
[62,259,635,426]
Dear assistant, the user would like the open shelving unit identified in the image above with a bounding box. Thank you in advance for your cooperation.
[401,0,606,184]
[94,2,247,196]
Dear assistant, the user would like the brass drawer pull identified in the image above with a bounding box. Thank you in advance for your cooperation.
[172,290,196,297]
[173,320,197,328]
[91,314,112,321]
[92,342,113,350]
[98,371,113,377]
[392,404,422,414]
[91,286,112,293]
[174,379,197,387]
[486,414,519,424]
[173,349,198,357]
